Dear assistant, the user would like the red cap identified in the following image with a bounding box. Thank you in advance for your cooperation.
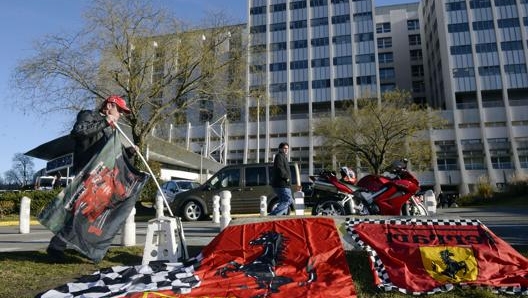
[105,95,131,114]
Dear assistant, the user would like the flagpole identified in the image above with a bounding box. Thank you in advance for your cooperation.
[113,122,174,218]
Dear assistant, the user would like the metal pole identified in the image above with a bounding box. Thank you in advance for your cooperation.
[113,122,174,217]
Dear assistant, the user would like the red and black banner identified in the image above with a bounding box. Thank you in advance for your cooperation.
[39,133,149,262]
[129,217,356,298]
[346,218,528,295]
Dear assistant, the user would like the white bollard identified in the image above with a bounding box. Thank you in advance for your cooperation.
[212,195,220,223]
[121,207,136,246]
[155,193,164,218]
[424,190,436,215]
[260,196,267,217]
[19,196,31,234]
[219,190,232,231]
[294,191,305,216]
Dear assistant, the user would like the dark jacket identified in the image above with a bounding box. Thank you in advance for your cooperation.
[70,110,113,174]
[271,151,291,188]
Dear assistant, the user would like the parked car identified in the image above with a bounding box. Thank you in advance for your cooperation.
[158,179,201,204]
[169,163,301,221]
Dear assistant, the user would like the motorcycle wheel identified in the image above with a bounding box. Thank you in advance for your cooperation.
[312,201,346,216]
[402,202,428,216]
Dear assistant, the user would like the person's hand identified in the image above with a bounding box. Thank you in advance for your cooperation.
[106,114,119,128]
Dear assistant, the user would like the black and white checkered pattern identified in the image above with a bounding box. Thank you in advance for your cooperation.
[345,217,528,296]
[36,260,201,298]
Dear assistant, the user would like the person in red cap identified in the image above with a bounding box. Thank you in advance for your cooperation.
[46,95,133,261]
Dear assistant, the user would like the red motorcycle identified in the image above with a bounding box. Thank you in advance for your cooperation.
[309,160,428,216]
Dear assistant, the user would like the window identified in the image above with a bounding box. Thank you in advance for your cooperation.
[250,25,266,33]
[356,75,376,85]
[290,0,307,9]
[332,15,350,24]
[450,45,472,55]
[448,23,469,33]
[290,60,308,69]
[380,83,396,92]
[354,33,373,42]
[475,42,497,53]
[290,20,307,29]
[211,168,240,188]
[270,83,287,92]
[504,64,527,74]
[312,79,331,89]
[478,65,501,76]
[250,6,266,15]
[270,3,287,12]
[446,1,466,11]
[469,0,491,8]
[270,42,287,51]
[310,0,327,7]
[501,40,523,51]
[245,166,267,186]
[498,18,520,28]
[291,39,308,49]
[311,58,330,67]
[333,35,352,44]
[378,52,394,63]
[377,37,392,48]
[311,17,328,27]
[270,22,287,32]
[334,77,354,87]
[472,20,494,30]
[412,81,425,93]
[411,65,425,77]
[290,81,308,90]
[407,19,419,30]
[453,67,475,77]
[353,12,372,21]
[355,54,375,63]
[379,67,395,80]
[333,55,352,65]
[269,62,287,72]
[311,37,330,46]
[410,49,423,61]
[409,34,421,46]
[376,22,391,33]
[494,0,516,6]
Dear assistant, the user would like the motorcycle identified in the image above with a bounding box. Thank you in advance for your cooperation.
[309,160,428,217]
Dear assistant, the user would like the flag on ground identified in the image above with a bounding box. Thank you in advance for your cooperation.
[346,218,528,295]
[39,132,149,262]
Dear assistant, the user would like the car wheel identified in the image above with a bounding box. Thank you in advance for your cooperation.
[312,200,346,216]
[181,200,203,221]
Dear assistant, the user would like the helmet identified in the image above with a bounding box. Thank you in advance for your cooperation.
[340,167,357,184]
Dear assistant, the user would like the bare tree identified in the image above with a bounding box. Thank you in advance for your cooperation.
[11,0,247,156]
[6,153,35,187]
[314,89,446,174]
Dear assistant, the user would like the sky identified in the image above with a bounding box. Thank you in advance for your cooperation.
[0,0,411,175]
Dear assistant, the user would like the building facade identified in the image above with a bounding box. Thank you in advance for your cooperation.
[166,0,528,196]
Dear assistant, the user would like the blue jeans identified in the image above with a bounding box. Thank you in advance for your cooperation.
[269,187,293,216]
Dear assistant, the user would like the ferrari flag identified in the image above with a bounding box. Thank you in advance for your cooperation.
[346,218,528,295]
[39,133,149,262]
[128,217,357,298]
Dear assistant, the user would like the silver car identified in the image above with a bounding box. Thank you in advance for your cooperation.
[158,180,201,204]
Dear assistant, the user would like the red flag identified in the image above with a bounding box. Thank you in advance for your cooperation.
[129,217,356,298]
[346,218,528,295]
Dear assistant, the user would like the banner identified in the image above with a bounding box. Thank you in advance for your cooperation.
[39,133,149,262]
[128,217,356,298]
[346,218,528,295]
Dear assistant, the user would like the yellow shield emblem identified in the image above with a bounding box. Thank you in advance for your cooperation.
[419,246,478,282]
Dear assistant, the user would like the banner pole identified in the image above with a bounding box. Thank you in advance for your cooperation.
[113,122,174,218]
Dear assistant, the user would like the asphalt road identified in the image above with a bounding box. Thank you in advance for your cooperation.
[0,205,527,254]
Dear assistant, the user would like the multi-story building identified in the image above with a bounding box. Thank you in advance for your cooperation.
[168,0,528,196]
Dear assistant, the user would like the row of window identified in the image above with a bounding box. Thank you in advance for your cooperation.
[453,64,527,77]
[450,40,524,54]
[446,0,528,11]
[268,76,376,92]
[376,19,419,34]
[448,18,520,33]
[250,0,369,15]
[377,35,421,48]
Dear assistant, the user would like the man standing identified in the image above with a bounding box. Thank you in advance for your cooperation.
[46,95,132,261]
[269,142,293,216]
